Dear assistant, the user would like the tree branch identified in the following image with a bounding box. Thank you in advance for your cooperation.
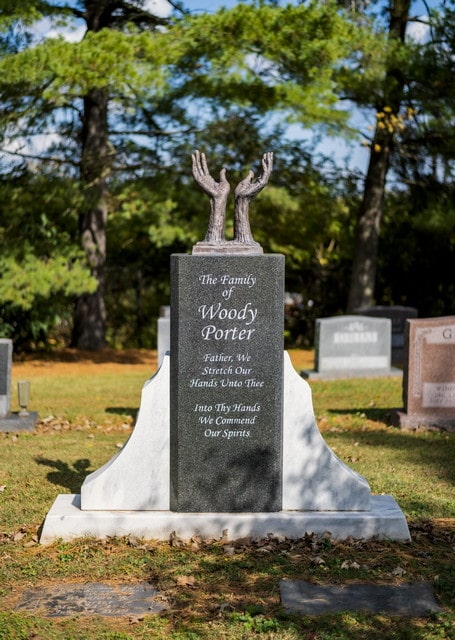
[0,147,79,167]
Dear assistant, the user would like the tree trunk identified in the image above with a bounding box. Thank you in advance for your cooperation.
[346,0,411,312]
[71,2,117,349]
[71,87,110,349]
[346,130,392,311]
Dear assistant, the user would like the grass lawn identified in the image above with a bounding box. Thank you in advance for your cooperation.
[0,348,454,639]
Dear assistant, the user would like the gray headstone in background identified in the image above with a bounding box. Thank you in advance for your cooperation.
[157,305,170,367]
[394,316,455,430]
[354,305,418,366]
[0,339,13,418]
[302,316,400,380]
[170,254,284,512]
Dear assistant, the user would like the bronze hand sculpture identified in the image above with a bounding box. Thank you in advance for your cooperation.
[191,150,273,253]
[191,150,230,244]
[234,151,273,245]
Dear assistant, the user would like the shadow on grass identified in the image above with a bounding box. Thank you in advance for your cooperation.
[324,420,455,479]
[327,407,399,425]
[35,457,93,493]
[144,521,454,638]
[105,406,138,421]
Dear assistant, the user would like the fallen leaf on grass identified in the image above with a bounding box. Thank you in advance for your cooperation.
[13,528,27,542]
[341,560,361,570]
[170,531,184,548]
[256,545,273,554]
[176,575,197,587]
[126,534,148,550]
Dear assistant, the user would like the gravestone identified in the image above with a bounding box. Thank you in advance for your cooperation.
[41,151,410,543]
[17,582,167,617]
[394,316,455,430]
[354,305,418,366]
[157,305,170,367]
[170,254,284,512]
[0,338,12,418]
[0,340,37,432]
[302,316,401,379]
[280,580,442,616]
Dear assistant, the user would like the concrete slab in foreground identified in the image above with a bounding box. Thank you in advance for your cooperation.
[40,494,410,544]
[280,580,442,616]
[16,582,167,617]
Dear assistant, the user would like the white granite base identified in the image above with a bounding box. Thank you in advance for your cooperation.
[40,494,410,544]
[41,351,410,544]
[80,352,371,512]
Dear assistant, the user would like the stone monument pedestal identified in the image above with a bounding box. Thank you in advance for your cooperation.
[40,354,410,543]
[40,154,409,545]
[0,412,38,433]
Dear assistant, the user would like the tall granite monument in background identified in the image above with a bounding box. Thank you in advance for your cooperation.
[40,152,409,544]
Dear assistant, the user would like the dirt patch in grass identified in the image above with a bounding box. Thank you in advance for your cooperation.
[13,348,158,377]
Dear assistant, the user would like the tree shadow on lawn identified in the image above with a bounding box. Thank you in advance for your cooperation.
[323,416,455,488]
[35,457,93,493]
[105,406,138,422]
[147,524,454,637]
[327,406,398,425]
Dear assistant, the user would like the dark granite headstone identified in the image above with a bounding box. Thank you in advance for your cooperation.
[394,316,455,430]
[0,339,13,418]
[354,305,418,366]
[170,254,284,512]
[157,305,170,366]
[0,339,38,432]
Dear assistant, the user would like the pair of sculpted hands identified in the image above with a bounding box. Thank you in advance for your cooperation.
[192,150,273,245]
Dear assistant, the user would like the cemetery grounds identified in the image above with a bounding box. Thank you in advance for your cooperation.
[0,348,454,640]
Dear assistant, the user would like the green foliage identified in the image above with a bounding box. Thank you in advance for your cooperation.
[0,171,96,348]
[376,189,455,317]
[0,253,95,311]
[0,1,454,348]
[0,28,177,100]
[177,1,357,129]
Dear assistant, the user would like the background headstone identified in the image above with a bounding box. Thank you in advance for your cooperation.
[394,316,455,430]
[157,305,170,367]
[0,339,13,418]
[170,254,284,512]
[0,339,38,432]
[354,305,418,366]
[302,316,400,379]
